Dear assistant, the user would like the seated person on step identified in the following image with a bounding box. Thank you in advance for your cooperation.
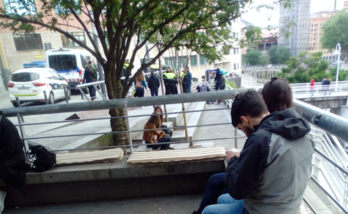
[154,106,172,137]
[143,112,172,150]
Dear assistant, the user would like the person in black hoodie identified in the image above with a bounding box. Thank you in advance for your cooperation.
[147,69,160,97]
[0,112,28,212]
[203,87,314,214]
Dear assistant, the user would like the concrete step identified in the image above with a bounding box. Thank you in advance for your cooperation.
[167,102,193,127]
[171,101,206,143]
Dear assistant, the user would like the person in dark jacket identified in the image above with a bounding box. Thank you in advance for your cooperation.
[83,61,97,101]
[147,69,160,97]
[183,68,192,93]
[163,67,178,95]
[214,68,221,91]
[0,112,28,212]
[202,90,314,214]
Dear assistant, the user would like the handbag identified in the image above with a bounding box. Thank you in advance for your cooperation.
[26,145,56,172]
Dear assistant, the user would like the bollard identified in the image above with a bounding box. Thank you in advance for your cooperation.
[43,91,48,104]
[15,97,21,108]
[64,86,69,103]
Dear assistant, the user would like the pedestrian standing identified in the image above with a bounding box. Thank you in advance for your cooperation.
[325,77,331,95]
[163,67,178,95]
[184,68,192,93]
[148,69,160,97]
[214,68,221,91]
[217,74,226,104]
[310,79,315,97]
[83,61,97,101]
[133,72,147,97]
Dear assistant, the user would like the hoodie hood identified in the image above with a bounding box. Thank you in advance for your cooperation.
[257,108,311,140]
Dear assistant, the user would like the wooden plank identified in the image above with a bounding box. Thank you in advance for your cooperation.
[56,148,124,165]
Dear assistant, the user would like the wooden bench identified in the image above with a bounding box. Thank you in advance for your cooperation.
[127,146,225,166]
[56,148,124,165]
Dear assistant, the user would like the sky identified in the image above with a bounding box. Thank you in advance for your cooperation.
[242,0,336,28]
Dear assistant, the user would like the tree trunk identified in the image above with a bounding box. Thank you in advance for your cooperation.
[104,65,129,153]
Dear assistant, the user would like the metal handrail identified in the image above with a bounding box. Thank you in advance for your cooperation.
[13,107,231,127]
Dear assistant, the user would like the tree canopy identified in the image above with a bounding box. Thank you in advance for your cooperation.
[277,51,330,83]
[321,10,348,61]
[243,49,268,65]
[268,46,290,64]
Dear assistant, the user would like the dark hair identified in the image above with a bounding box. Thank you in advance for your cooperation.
[262,78,293,113]
[154,106,163,124]
[145,112,161,128]
[231,90,268,127]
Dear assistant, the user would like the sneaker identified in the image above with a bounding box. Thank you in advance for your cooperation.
[0,190,6,213]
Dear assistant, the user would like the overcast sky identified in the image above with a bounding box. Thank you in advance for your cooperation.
[242,0,336,28]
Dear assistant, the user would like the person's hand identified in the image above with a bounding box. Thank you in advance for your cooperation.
[226,149,240,162]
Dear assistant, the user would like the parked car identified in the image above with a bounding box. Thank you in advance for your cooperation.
[7,68,71,107]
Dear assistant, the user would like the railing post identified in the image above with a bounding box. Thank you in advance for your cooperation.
[16,97,20,107]
[343,174,348,211]
[312,131,321,179]
[124,104,133,154]
[43,91,48,104]
[17,113,29,152]
[64,85,69,103]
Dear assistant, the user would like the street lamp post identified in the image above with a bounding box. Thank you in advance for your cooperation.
[334,43,341,92]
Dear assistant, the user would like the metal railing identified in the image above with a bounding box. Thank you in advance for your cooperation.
[75,81,108,101]
[1,89,250,155]
[2,87,348,212]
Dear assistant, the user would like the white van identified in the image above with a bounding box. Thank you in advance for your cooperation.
[46,48,96,90]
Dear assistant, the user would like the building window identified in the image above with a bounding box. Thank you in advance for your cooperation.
[13,34,43,51]
[233,48,239,55]
[54,0,81,14]
[190,55,197,66]
[200,55,206,65]
[61,32,86,47]
[165,57,175,68]
[223,46,229,55]
[3,0,36,15]
[179,56,188,68]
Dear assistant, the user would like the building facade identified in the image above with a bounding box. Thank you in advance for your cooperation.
[309,11,337,62]
[278,0,311,56]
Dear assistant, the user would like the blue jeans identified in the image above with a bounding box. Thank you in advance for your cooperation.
[202,194,249,214]
[197,173,228,213]
[151,90,158,96]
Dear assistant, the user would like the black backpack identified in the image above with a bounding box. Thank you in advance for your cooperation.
[26,144,56,172]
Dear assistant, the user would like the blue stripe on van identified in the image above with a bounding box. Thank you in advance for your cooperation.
[56,67,79,73]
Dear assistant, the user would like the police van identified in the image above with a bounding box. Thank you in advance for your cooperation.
[46,48,96,90]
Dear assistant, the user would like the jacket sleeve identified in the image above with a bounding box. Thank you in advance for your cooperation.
[0,117,22,161]
[142,80,147,89]
[157,77,160,88]
[225,130,270,199]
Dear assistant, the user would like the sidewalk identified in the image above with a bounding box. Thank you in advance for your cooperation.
[5,194,202,214]
[194,103,247,151]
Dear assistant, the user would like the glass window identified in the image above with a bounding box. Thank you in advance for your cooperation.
[223,46,229,55]
[13,34,43,51]
[179,56,187,68]
[50,70,60,80]
[199,55,206,65]
[61,32,86,47]
[45,70,53,80]
[234,63,236,70]
[54,0,81,14]
[3,0,36,15]
[11,72,40,82]
[48,55,77,71]
[81,55,87,68]
[164,57,175,68]
[190,55,197,66]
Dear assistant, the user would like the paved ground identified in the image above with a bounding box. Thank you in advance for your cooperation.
[5,194,202,214]
[194,103,247,151]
